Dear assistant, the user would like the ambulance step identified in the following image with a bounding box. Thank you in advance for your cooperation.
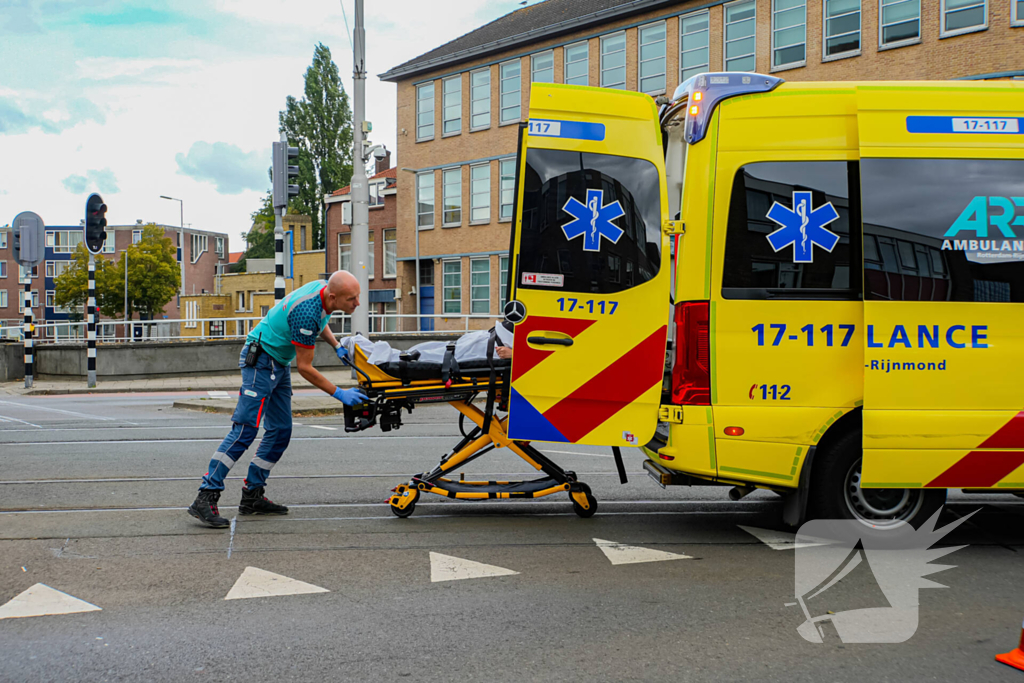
[643,459,695,488]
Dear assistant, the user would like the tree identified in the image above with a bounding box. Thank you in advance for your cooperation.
[279,43,353,249]
[118,224,181,319]
[234,191,276,272]
[53,244,122,319]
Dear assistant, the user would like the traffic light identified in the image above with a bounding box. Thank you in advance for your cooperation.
[84,193,107,254]
[272,141,299,209]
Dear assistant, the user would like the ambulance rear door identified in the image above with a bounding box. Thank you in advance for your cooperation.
[504,83,671,447]
[858,83,1024,490]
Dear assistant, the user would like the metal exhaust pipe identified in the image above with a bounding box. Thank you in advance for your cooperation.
[728,485,755,501]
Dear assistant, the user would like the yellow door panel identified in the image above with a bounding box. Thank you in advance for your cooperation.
[865,409,1022,450]
[661,406,716,478]
[714,405,855,446]
[715,440,805,488]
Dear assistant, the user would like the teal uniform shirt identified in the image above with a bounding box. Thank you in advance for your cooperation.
[246,280,331,366]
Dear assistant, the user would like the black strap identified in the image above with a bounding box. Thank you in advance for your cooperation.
[441,341,458,387]
[482,328,499,434]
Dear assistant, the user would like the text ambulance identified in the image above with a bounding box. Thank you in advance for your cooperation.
[503,75,1024,527]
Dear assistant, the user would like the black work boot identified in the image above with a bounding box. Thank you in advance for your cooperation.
[188,490,230,528]
[239,486,289,515]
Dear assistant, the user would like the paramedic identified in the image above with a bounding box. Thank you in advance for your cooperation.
[187,270,368,528]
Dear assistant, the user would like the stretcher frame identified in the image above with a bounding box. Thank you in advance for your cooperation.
[343,344,598,518]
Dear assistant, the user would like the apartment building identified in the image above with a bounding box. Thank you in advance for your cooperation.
[0,222,229,337]
[380,0,1023,329]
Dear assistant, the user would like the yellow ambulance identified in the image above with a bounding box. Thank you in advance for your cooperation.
[503,75,1024,528]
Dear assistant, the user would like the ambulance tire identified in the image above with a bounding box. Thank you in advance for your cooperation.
[810,431,946,529]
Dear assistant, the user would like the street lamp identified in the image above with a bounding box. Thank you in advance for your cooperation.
[159,195,186,303]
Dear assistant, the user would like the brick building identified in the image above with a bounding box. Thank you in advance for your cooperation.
[380,0,1024,329]
[324,159,401,331]
[0,222,229,338]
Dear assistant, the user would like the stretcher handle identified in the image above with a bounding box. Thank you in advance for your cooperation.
[611,446,628,485]
[341,355,373,385]
[527,336,573,346]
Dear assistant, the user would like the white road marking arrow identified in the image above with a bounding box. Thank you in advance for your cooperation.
[429,552,519,582]
[737,525,828,551]
[593,538,692,565]
[224,567,329,600]
[0,583,101,620]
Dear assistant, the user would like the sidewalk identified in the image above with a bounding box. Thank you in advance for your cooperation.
[0,370,359,396]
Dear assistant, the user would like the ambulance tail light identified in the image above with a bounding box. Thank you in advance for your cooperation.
[672,301,710,406]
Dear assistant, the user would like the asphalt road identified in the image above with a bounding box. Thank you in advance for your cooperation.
[1,392,1022,682]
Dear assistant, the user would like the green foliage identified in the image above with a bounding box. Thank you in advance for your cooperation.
[279,43,353,250]
[53,244,122,319]
[235,191,276,272]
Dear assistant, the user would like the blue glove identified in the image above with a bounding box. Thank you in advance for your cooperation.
[333,387,368,406]
[336,345,349,362]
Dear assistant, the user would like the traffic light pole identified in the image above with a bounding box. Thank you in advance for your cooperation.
[87,253,97,388]
[275,134,286,303]
[350,0,370,335]
[23,278,32,389]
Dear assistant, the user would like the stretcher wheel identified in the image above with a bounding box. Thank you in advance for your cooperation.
[390,488,419,518]
[570,483,597,519]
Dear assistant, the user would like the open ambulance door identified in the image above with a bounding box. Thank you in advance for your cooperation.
[858,84,1024,493]
[504,83,671,447]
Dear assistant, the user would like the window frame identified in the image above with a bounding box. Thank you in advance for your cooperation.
[637,20,668,95]
[940,0,988,38]
[367,231,375,280]
[878,0,922,49]
[470,67,491,131]
[500,255,509,308]
[442,259,462,314]
[132,230,142,245]
[823,0,862,61]
[442,75,462,137]
[1013,0,1024,26]
[600,31,627,89]
[772,0,807,71]
[103,232,115,253]
[383,228,397,279]
[417,171,435,230]
[724,0,758,72]
[499,59,521,125]
[470,257,490,315]
[442,167,462,227]
[416,81,435,141]
[0,289,7,309]
[338,232,351,272]
[469,163,491,224]
[0,232,6,249]
[0,260,6,279]
[499,158,516,223]
[679,10,711,83]
[564,41,589,86]
[531,50,554,83]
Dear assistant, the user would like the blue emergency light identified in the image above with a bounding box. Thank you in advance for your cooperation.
[673,72,784,144]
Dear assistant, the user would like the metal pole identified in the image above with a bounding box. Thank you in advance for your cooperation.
[87,253,97,388]
[275,132,286,303]
[124,248,129,341]
[179,201,185,302]
[349,0,370,335]
[23,278,32,389]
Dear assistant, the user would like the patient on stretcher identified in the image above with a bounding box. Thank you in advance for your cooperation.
[340,321,513,367]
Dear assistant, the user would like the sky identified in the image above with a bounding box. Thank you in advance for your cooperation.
[0,0,525,250]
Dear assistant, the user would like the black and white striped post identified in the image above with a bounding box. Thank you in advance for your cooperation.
[271,133,298,304]
[86,253,97,388]
[23,279,33,389]
[274,208,285,302]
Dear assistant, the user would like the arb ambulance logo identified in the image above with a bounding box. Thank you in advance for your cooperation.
[766,190,841,263]
[562,189,625,252]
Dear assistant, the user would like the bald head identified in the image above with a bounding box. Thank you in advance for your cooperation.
[323,270,360,314]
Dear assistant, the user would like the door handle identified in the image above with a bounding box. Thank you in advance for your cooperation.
[527,336,573,346]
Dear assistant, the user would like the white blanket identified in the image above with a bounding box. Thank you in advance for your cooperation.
[341,324,513,366]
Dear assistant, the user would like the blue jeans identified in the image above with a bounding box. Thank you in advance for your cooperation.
[200,343,293,491]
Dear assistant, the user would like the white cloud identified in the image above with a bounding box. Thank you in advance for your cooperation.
[176,141,268,195]
[75,57,204,80]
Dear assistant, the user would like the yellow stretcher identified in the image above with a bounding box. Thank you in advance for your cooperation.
[342,339,600,518]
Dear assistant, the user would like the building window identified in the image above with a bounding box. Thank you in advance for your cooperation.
[773,0,807,68]
[443,260,461,314]
[103,232,115,253]
[500,256,509,308]
[880,0,921,46]
[499,158,516,221]
[638,21,667,94]
[384,229,397,278]
[600,32,626,89]
[383,301,398,332]
[680,11,710,82]
[1014,0,1024,25]
[338,233,351,271]
[0,261,7,278]
[470,163,490,223]
[190,233,208,263]
[48,230,83,253]
[132,230,142,244]
[0,232,6,249]
[368,181,383,207]
[443,167,462,226]
[416,82,434,141]
[215,236,225,256]
[236,291,246,312]
[184,300,198,328]
[419,259,434,286]
[19,264,38,280]
[531,50,554,83]
[45,290,55,308]
[45,261,69,279]
[824,0,861,57]
[500,60,521,124]
[470,258,490,314]
[941,0,987,36]
[564,42,589,85]
[725,1,757,71]
[470,68,490,130]
[368,232,375,280]
[417,171,434,229]
[0,290,6,308]
[442,76,461,135]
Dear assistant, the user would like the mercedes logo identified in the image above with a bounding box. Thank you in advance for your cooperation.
[503,300,526,324]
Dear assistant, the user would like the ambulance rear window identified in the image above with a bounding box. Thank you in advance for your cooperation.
[516,148,662,294]
[861,158,1024,302]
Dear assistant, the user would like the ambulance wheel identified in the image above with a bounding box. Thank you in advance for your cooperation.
[571,484,598,518]
[390,490,419,518]
[810,431,946,529]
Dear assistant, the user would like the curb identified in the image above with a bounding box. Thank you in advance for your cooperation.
[173,399,346,416]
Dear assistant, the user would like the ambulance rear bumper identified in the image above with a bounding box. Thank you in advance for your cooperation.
[643,459,697,488]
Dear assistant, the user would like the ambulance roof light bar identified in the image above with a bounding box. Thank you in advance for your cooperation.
[674,72,784,144]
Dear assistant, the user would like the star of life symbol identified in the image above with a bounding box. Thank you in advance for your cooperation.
[561,189,625,252]
[766,191,841,263]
